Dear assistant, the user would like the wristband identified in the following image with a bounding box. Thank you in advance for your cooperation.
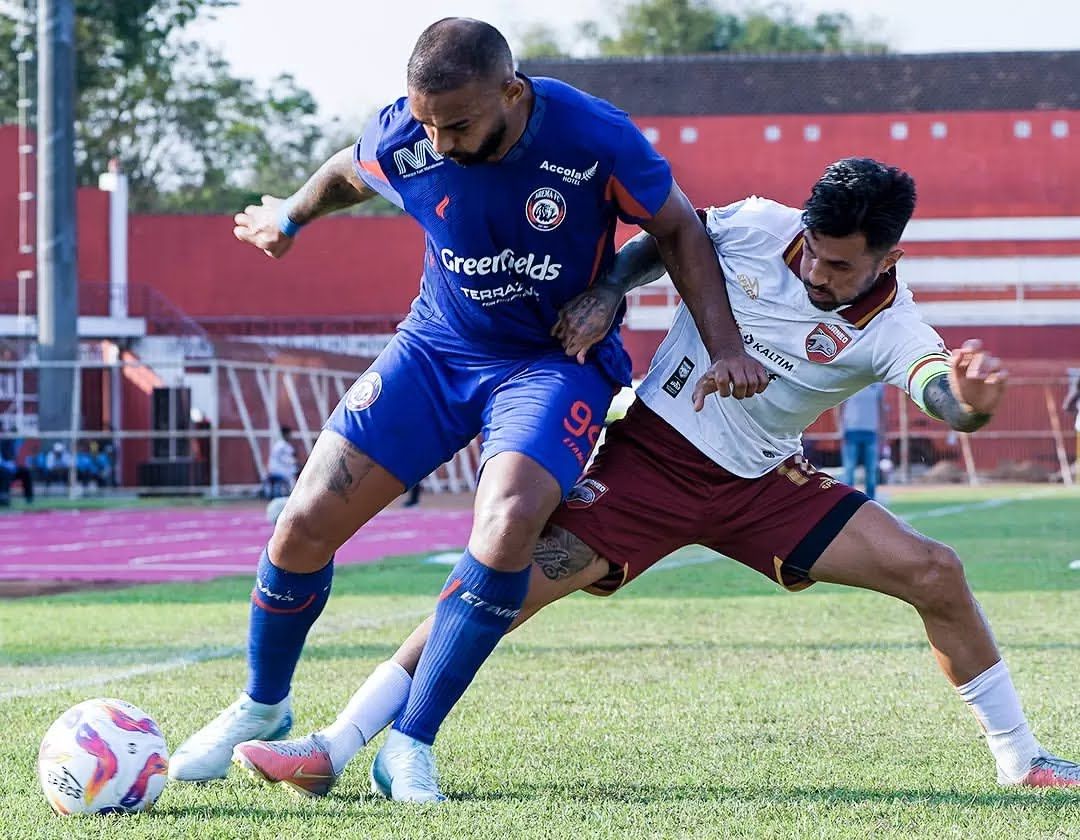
[277,202,303,238]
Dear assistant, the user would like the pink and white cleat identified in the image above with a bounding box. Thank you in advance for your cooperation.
[1002,750,1080,788]
[232,734,338,798]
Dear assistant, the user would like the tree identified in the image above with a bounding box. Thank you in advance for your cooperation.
[515,23,572,60]
[586,0,887,57]
[0,1,352,213]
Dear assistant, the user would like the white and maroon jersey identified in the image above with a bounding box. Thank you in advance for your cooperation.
[636,196,951,478]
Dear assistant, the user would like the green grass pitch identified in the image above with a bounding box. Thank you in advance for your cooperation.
[1,486,1078,838]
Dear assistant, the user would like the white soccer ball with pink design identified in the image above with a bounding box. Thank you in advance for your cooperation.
[38,698,169,815]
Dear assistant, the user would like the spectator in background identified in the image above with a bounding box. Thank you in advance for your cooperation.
[840,382,885,500]
[0,422,33,505]
[94,442,117,487]
[402,481,423,508]
[44,442,73,493]
[262,425,298,500]
[75,446,97,487]
[1064,370,1080,478]
[76,441,115,489]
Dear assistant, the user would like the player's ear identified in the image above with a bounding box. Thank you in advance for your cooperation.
[879,247,904,274]
[502,76,526,107]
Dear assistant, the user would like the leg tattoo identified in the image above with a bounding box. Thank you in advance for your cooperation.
[532,525,597,581]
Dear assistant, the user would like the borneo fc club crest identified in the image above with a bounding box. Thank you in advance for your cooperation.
[805,323,852,363]
[565,478,608,509]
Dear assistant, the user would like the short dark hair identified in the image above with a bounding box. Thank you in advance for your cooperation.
[802,158,917,253]
[280,425,292,438]
[407,18,514,94]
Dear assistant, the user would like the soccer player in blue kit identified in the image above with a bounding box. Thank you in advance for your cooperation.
[168,18,769,801]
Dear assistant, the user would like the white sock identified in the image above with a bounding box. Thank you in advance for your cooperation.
[241,693,289,715]
[317,660,412,775]
[955,659,1039,782]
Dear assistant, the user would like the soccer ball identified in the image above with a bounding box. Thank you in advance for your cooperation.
[38,698,169,815]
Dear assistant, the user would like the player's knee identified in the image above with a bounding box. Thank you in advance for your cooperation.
[269,505,335,573]
[473,493,553,558]
[906,540,969,613]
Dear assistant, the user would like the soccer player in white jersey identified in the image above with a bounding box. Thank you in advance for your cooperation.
[233,158,1079,798]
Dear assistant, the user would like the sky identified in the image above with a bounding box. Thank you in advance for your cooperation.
[191,0,1080,124]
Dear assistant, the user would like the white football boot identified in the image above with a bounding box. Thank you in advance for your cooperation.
[369,729,446,803]
[168,693,293,782]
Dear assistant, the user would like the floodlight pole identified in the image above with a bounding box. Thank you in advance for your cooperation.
[36,0,78,445]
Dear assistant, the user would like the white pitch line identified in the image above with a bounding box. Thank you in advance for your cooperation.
[0,607,432,703]
[898,488,1062,522]
[129,546,265,566]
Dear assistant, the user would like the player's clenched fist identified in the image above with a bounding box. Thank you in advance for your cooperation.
[551,286,623,364]
[691,351,771,409]
[234,195,295,259]
[948,338,1007,417]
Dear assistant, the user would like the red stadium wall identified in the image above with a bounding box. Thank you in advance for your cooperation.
[3,112,1079,379]
[641,110,1080,217]
[0,127,110,286]
[5,110,1079,320]
[127,214,424,318]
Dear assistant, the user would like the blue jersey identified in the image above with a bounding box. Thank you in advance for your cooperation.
[354,75,673,386]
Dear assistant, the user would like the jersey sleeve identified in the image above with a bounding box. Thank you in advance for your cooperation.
[704,198,802,256]
[608,121,673,224]
[353,105,405,210]
[871,309,952,417]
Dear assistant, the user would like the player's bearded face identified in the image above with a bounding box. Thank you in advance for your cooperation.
[410,81,513,167]
[799,230,901,311]
[445,115,508,166]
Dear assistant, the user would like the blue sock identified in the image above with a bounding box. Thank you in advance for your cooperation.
[245,547,333,705]
[395,550,530,745]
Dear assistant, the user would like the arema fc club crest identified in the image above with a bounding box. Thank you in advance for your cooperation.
[525,187,567,231]
[346,371,382,410]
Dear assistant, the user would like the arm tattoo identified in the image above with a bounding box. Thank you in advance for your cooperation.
[922,373,992,433]
[288,147,375,224]
[564,293,615,335]
[594,232,667,297]
[532,524,598,581]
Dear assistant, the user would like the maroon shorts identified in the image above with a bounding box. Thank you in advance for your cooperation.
[548,401,868,595]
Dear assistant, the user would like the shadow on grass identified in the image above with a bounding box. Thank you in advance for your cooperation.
[450,780,1080,810]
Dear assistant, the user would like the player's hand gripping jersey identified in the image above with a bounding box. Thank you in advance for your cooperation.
[636,197,951,477]
[354,76,672,388]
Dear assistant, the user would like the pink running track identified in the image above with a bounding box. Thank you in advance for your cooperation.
[0,506,472,584]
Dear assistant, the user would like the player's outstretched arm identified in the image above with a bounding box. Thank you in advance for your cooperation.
[550,232,665,363]
[923,339,1008,433]
[233,146,377,259]
[642,184,770,403]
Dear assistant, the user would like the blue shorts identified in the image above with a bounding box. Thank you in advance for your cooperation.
[324,329,616,495]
